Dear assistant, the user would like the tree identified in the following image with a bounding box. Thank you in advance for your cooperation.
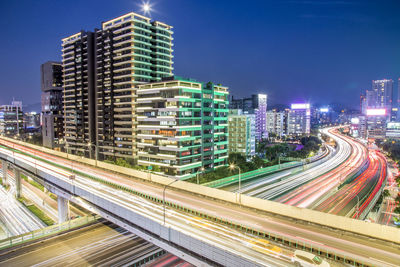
[382,189,390,198]
[252,155,265,169]
[152,165,161,172]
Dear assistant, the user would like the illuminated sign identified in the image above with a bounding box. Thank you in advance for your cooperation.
[387,122,400,129]
[351,118,360,124]
[319,108,329,112]
[366,108,386,116]
[291,103,310,110]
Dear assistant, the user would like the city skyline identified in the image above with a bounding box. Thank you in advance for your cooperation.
[1,0,400,108]
[0,2,399,266]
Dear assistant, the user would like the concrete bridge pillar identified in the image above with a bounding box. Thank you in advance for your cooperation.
[14,168,21,198]
[2,160,7,186]
[57,196,69,223]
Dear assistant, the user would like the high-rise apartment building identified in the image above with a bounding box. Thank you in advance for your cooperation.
[228,110,255,158]
[136,77,229,179]
[41,61,64,148]
[62,12,173,159]
[364,79,393,120]
[371,79,393,109]
[266,109,285,137]
[287,103,311,135]
[230,94,267,141]
[0,101,23,137]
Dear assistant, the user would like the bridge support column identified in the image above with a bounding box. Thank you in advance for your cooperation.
[2,160,8,186]
[57,196,69,223]
[14,168,21,198]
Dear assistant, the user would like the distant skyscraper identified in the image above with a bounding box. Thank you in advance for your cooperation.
[0,101,23,137]
[41,61,64,148]
[230,94,268,140]
[228,109,256,158]
[266,109,285,137]
[62,12,174,159]
[360,93,366,115]
[367,79,393,120]
[287,103,311,135]
[24,112,41,129]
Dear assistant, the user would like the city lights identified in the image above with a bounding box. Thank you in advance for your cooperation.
[366,108,386,116]
[351,118,360,124]
[291,103,310,110]
[142,1,152,15]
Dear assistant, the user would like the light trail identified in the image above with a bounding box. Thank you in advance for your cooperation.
[0,139,399,266]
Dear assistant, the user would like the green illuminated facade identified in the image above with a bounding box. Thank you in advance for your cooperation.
[136,77,229,179]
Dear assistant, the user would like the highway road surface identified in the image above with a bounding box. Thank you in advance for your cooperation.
[0,139,399,266]
[0,170,45,236]
[0,222,166,267]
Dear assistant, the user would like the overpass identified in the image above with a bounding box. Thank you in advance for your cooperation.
[0,137,399,267]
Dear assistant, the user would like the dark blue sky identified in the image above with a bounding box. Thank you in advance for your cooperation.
[1,0,400,109]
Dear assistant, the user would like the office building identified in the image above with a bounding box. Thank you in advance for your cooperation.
[228,109,255,158]
[0,101,23,137]
[266,109,285,137]
[364,79,393,120]
[230,94,267,140]
[286,103,311,135]
[358,108,387,140]
[24,112,41,129]
[136,77,229,179]
[62,12,173,159]
[41,61,64,148]
[386,122,400,139]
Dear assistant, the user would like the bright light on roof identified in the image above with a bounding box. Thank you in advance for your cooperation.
[142,1,152,15]
[320,108,329,113]
[366,108,386,116]
[291,103,310,110]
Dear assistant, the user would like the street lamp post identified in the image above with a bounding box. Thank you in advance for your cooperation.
[355,195,360,218]
[163,179,178,225]
[65,142,70,160]
[87,142,98,166]
[229,164,242,204]
[196,167,205,185]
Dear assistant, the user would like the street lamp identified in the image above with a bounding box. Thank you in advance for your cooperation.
[163,179,178,225]
[65,142,70,159]
[355,195,360,218]
[196,167,205,184]
[87,142,98,166]
[229,163,242,204]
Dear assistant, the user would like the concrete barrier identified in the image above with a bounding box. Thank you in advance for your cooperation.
[1,136,399,245]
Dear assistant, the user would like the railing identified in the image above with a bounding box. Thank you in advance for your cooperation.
[203,161,302,188]
[0,215,100,250]
[203,146,334,189]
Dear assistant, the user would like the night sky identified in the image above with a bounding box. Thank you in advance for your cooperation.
[1,0,400,110]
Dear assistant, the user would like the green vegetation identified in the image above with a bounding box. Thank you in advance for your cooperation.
[104,158,162,173]
[257,135,322,161]
[187,153,271,184]
[380,141,400,227]
[21,174,44,191]
[17,196,55,226]
[187,135,322,184]
[104,158,148,171]
[380,139,400,162]
[0,178,10,191]
[49,193,57,201]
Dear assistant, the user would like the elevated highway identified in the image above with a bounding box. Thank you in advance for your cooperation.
[0,137,399,266]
